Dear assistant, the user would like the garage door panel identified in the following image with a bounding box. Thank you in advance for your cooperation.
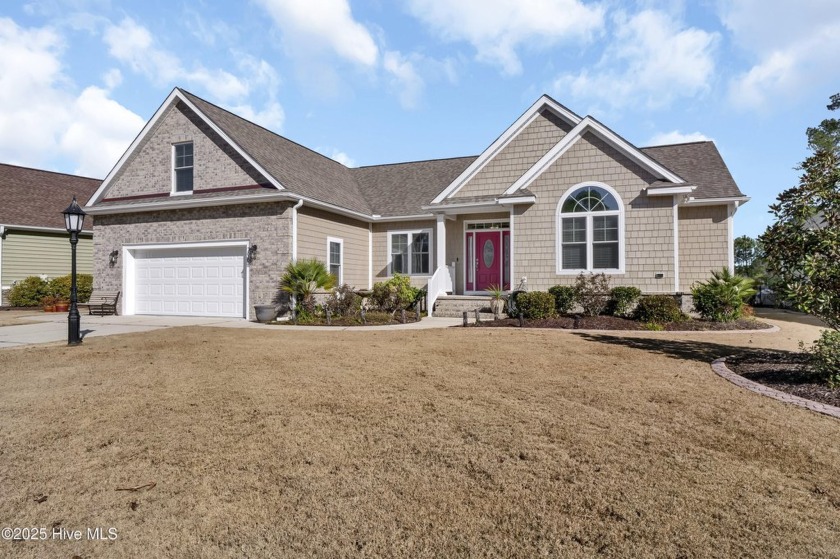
[133,246,246,318]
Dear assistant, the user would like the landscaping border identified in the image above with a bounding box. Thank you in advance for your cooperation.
[711,357,840,420]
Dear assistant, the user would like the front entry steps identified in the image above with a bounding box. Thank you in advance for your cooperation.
[433,295,498,320]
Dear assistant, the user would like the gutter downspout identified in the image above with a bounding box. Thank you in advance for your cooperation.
[290,200,304,314]
[0,226,5,302]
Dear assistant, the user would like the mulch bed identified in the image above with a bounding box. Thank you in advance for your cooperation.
[726,351,840,408]
[471,315,773,331]
[274,312,422,327]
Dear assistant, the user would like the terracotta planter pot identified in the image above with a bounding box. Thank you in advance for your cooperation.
[54,303,69,312]
[43,305,56,313]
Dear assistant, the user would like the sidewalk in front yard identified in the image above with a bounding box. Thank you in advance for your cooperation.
[0,312,463,348]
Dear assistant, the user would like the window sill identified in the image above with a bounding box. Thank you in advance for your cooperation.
[170,190,193,197]
[555,269,625,275]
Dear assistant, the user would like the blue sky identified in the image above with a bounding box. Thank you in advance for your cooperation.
[0,0,838,238]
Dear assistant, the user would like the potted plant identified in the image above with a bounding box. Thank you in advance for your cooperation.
[254,305,277,323]
[54,299,69,312]
[485,284,506,319]
[41,295,58,312]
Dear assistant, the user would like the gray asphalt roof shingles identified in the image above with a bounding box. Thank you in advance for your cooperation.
[0,163,101,230]
[174,89,744,217]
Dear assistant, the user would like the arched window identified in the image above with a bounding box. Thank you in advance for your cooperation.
[556,183,623,273]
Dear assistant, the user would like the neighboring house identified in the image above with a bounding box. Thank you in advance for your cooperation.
[84,88,748,319]
[0,164,100,305]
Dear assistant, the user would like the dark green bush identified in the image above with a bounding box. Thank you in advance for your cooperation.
[635,295,683,323]
[802,330,840,387]
[575,272,610,316]
[516,291,556,319]
[548,285,577,315]
[691,268,757,322]
[8,276,50,307]
[609,286,642,317]
[48,274,93,303]
[371,274,420,313]
[324,284,360,317]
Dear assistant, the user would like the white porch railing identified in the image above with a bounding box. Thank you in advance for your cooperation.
[426,264,454,317]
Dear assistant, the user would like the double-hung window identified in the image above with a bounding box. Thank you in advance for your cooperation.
[327,237,343,284]
[173,142,194,193]
[388,230,430,275]
[557,185,622,272]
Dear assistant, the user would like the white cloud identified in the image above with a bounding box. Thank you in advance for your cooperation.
[553,9,717,110]
[60,86,146,177]
[329,150,356,167]
[646,130,711,146]
[102,67,122,89]
[405,0,605,75]
[719,0,840,109]
[383,51,424,109]
[254,0,378,66]
[226,101,285,132]
[0,17,143,177]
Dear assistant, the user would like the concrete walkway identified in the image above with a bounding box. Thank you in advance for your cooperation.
[0,312,463,349]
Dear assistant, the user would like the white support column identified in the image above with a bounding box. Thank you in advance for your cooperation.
[291,199,303,262]
[727,202,736,274]
[0,225,5,300]
[509,208,515,290]
[435,214,446,270]
[673,197,680,293]
[368,223,373,289]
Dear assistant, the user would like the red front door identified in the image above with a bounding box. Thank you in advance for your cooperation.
[475,231,501,290]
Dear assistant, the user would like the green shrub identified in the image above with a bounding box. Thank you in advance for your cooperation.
[692,268,757,322]
[635,295,683,323]
[48,274,94,303]
[574,272,610,316]
[371,274,420,313]
[609,286,642,317]
[8,276,50,307]
[516,291,556,319]
[280,259,336,314]
[802,330,840,387]
[324,284,360,317]
[548,285,577,315]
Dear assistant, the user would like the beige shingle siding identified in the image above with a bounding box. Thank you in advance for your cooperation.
[514,132,675,293]
[105,102,267,199]
[1,231,93,287]
[452,110,572,200]
[296,207,369,289]
[678,205,729,292]
[371,220,436,289]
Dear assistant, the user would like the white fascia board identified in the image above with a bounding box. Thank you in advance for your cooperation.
[585,120,684,183]
[431,95,582,204]
[84,192,296,215]
[503,120,588,195]
[0,223,93,235]
[87,88,284,207]
[646,186,696,196]
[681,196,751,207]
[504,117,687,196]
[497,195,537,205]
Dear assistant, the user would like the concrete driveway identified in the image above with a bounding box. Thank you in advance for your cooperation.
[0,311,461,349]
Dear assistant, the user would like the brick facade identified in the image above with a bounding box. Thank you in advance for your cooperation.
[105,101,268,199]
[93,202,293,319]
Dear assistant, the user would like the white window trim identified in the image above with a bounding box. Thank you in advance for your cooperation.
[555,181,625,275]
[387,229,432,276]
[326,236,344,285]
[171,141,194,196]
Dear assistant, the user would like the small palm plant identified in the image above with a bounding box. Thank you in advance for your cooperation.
[280,259,336,314]
[485,284,506,319]
[692,267,757,322]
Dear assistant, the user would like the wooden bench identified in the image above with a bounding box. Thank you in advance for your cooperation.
[78,290,120,316]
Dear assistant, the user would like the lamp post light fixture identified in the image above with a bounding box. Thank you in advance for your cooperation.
[62,196,86,346]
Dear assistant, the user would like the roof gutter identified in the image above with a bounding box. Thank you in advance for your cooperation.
[681,196,751,207]
[0,223,93,235]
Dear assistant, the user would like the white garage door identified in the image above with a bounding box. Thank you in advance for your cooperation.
[133,245,246,317]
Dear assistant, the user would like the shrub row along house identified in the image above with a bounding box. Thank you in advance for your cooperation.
[83,88,748,319]
[0,164,100,305]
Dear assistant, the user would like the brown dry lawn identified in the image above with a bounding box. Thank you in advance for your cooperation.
[0,311,42,327]
[0,317,838,558]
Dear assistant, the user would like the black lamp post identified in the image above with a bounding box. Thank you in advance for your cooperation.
[62,196,86,346]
